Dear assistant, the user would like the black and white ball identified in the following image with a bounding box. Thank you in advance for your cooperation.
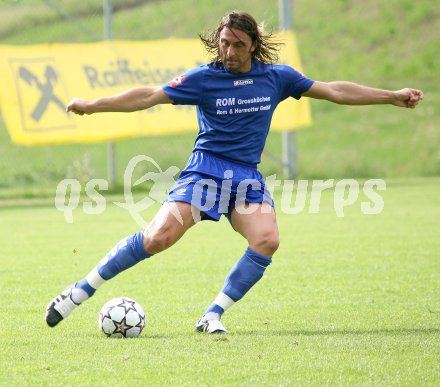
[98,297,145,338]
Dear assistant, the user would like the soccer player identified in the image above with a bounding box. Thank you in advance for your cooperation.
[46,11,423,333]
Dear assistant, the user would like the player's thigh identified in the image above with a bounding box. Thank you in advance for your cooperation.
[230,202,279,256]
[143,201,196,253]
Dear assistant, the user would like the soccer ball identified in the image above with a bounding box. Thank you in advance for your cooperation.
[98,297,146,338]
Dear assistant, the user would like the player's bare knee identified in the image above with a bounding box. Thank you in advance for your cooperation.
[265,234,280,256]
[252,232,279,257]
[142,226,174,254]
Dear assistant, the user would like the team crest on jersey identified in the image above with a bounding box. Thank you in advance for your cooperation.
[234,79,253,86]
[169,74,186,87]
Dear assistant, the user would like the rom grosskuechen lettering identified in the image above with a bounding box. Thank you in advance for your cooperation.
[0,33,312,146]
[216,96,272,115]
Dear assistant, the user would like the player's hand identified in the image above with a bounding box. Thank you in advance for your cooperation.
[393,88,424,109]
[66,98,94,115]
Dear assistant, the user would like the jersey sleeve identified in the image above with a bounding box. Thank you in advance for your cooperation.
[277,65,314,101]
[162,65,207,105]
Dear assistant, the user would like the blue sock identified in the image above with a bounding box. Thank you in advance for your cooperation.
[97,231,151,280]
[75,231,152,297]
[205,247,272,316]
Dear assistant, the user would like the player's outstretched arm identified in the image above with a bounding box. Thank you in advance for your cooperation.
[66,86,171,115]
[302,81,424,109]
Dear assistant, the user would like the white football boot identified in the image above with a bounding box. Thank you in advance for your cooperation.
[45,284,85,327]
[195,312,227,334]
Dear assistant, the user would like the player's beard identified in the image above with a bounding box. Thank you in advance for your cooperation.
[222,51,253,74]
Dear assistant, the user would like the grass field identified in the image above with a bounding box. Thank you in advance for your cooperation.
[0,178,439,385]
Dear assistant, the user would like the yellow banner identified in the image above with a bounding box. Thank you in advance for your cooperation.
[0,31,312,146]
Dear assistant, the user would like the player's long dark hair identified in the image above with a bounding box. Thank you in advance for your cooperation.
[199,11,281,65]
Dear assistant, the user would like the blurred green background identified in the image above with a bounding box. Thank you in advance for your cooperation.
[0,0,438,197]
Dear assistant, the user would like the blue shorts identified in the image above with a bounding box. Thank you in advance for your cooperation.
[166,151,274,222]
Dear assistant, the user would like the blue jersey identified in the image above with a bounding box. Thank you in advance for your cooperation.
[162,60,314,167]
